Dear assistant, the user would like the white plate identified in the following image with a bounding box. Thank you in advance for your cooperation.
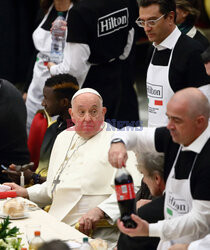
[25,204,39,211]
[0,212,29,220]
[21,198,39,211]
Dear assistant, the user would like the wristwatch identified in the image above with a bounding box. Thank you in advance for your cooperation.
[111,138,125,144]
[32,173,41,184]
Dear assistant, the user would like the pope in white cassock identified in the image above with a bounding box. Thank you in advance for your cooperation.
[5,88,142,247]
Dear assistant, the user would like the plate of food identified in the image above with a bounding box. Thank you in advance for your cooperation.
[21,199,39,211]
[90,238,108,250]
[0,197,29,220]
[0,212,29,220]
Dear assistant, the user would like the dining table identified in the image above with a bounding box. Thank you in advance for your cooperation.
[0,199,86,249]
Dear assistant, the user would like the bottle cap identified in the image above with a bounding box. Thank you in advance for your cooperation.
[83,237,88,243]
[34,231,41,236]
[57,11,64,16]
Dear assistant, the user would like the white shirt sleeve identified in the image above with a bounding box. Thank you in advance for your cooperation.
[97,192,119,224]
[199,84,210,122]
[50,42,91,87]
[199,84,210,108]
[119,28,134,60]
[50,27,134,85]
[27,181,52,208]
[149,200,210,241]
[188,234,210,250]
[111,127,157,154]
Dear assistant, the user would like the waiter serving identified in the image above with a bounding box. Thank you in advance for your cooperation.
[136,0,209,127]
[108,87,210,249]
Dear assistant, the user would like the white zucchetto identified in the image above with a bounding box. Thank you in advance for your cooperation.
[71,88,103,104]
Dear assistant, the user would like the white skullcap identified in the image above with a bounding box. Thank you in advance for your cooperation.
[71,88,103,104]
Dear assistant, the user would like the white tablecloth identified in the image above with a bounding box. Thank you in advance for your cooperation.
[1,209,85,249]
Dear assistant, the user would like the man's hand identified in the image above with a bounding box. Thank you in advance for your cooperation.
[108,142,128,168]
[47,62,56,70]
[168,244,189,250]
[136,199,152,210]
[2,164,33,184]
[22,92,27,102]
[3,182,29,199]
[78,207,105,235]
[51,20,67,32]
[117,214,149,237]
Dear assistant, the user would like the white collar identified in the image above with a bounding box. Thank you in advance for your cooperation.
[153,26,181,51]
[186,26,197,38]
[182,123,210,154]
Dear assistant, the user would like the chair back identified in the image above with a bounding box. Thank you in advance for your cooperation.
[27,110,54,170]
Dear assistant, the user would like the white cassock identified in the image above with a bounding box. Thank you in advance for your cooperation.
[27,122,142,244]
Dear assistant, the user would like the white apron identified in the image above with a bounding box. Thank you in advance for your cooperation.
[26,4,72,134]
[146,47,174,127]
[157,147,198,250]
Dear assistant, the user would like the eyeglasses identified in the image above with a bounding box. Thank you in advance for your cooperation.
[136,14,165,28]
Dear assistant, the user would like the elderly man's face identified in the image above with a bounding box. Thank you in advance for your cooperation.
[69,93,106,139]
[139,4,175,45]
[166,99,198,146]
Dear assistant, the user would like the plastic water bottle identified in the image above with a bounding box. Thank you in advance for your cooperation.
[29,231,44,250]
[20,171,24,187]
[80,237,92,250]
[50,12,66,64]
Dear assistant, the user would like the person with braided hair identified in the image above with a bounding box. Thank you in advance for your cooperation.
[4,73,79,185]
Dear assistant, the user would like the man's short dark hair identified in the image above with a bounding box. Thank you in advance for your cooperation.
[139,0,176,15]
[45,74,79,101]
[201,46,210,64]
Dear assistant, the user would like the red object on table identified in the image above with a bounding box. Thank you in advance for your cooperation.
[0,191,17,199]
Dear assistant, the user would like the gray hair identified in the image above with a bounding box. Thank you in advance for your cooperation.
[136,152,164,178]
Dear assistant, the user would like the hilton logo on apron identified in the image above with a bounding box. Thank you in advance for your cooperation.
[167,194,189,216]
[147,83,163,98]
[97,8,128,37]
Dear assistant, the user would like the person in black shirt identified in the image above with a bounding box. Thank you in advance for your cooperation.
[48,0,137,125]
[25,0,78,135]
[109,87,210,249]
[0,79,30,183]
[116,0,140,126]
[201,45,210,76]
[118,152,165,250]
[4,74,79,185]
[175,0,209,50]
[200,46,210,101]
[135,0,209,127]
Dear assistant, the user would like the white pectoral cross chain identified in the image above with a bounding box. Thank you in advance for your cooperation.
[51,176,61,194]
[51,133,87,197]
